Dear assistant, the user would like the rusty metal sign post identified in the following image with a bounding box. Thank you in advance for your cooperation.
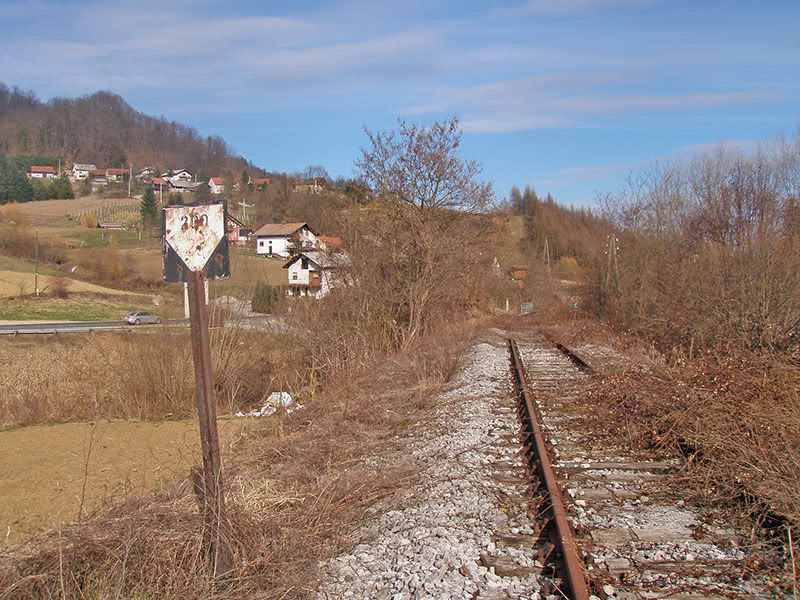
[162,202,232,578]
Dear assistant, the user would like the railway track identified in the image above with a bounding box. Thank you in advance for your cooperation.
[316,329,779,599]
[506,332,776,600]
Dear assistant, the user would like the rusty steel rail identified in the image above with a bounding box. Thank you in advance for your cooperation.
[554,343,595,374]
[507,338,589,600]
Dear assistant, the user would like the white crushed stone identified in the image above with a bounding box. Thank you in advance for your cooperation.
[316,339,545,600]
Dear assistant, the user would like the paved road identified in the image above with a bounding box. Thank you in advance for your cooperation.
[0,315,280,335]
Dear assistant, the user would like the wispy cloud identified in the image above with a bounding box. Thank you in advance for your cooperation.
[556,164,619,179]
[507,0,660,15]
[408,73,774,133]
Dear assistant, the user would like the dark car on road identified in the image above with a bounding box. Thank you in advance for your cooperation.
[123,311,161,325]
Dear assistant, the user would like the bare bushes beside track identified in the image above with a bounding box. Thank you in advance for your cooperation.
[582,132,800,566]
[592,135,800,353]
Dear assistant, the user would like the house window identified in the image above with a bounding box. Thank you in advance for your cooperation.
[259,240,264,247]
[292,272,298,280]
[301,258,308,270]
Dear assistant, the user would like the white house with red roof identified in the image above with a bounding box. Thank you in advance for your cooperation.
[209,177,225,194]
[29,166,56,179]
[254,222,319,257]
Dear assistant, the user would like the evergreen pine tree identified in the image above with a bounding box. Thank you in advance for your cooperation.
[0,153,8,203]
[8,169,33,202]
[140,186,158,226]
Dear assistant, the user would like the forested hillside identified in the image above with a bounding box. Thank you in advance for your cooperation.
[0,83,260,176]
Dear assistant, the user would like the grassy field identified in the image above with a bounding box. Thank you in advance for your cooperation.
[0,295,151,322]
[0,418,249,546]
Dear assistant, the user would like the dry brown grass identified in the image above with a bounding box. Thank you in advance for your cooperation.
[0,319,475,599]
[0,325,301,428]
[583,348,799,589]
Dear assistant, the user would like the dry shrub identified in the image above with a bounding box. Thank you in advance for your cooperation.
[594,137,800,355]
[81,213,98,228]
[48,275,70,298]
[46,232,68,264]
[0,203,34,259]
[0,328,298,427]
[294,208,495,383]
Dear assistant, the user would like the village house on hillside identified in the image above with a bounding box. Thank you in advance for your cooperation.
[162,169,193,183]
[29,166,56,179]
[105,168,126,182]
[71,163,96,180]
[292,178,324,194]
[226,214,251,246]
[209,177,225,194]
[254,222,319,258]
[318,235,343,251]
[169,179,204,193]
[283,250,345,299]
[135,167,156,181]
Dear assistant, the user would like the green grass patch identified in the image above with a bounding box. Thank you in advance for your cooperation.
[65,230,157,248]
[0,255,60,277]
[0,296,141,322]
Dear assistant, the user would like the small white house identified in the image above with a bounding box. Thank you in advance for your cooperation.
[254,222,319,258]
[29,166,56,179]
[163,169,193,183]
[209,177,225,194]
[283,251,343,299]
[72,163,96,180]
[135,166,156,181]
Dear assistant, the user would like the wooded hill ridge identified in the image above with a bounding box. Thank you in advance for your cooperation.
[0,82,263,178]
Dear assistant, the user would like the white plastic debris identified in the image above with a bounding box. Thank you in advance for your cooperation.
[235,392,302,417]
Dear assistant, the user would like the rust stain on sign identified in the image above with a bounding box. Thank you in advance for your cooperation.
[164,205,225,272]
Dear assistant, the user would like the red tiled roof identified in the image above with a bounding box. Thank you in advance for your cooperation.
[253,178,270,185]
[210,177,224,185]
[151,177,167,185]
[30,166,55,173]
[106,168,126,175]
[319,235,343,247]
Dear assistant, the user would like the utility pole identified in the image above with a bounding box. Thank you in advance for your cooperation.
[128,165,132,197]
[34,230,39,296]
[605,236,621,298]
[543,235,551,277]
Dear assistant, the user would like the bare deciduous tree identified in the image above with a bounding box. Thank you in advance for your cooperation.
[356,118,493,217]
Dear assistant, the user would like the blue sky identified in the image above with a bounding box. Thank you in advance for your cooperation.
[1,0,798,207]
